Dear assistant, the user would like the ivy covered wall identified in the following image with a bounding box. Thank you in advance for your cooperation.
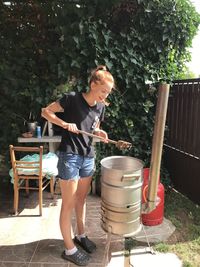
[0,0,199,176]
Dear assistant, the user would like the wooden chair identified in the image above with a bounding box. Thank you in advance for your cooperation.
[9,145,54,216]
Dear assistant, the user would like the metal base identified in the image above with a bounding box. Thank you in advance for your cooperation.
[102,224,155,267]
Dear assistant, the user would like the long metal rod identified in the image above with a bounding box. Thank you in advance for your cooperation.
[143,83,170,213]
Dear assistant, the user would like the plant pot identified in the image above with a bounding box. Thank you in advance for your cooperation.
[27,121,38,134]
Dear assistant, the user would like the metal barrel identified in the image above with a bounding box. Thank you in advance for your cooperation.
[100,156,144,236]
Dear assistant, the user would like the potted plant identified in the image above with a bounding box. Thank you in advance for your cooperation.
[26,111,38,133]
[14,111,38,137]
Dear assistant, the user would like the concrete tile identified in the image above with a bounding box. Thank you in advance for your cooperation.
[0,263,29,267]
[30,239,64,264]
[29,263,69,267]
[69,262,102,267]
[0,242,38,262]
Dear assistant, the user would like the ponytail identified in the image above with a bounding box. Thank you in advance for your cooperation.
[95,65,107,72]
[89,65,115,88]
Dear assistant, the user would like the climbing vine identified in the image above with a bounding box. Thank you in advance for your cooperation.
[0,0,199,181]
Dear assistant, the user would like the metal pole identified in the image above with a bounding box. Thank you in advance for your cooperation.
[143,83,170,213]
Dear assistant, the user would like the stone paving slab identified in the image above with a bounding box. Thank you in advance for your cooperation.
[107,248,183,267]
[134,218,176,243]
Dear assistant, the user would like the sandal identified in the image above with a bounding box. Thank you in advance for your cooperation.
[61,249,90,266]
[74,236,96,253]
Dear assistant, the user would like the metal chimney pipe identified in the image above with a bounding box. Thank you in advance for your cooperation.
[143,83,170,213]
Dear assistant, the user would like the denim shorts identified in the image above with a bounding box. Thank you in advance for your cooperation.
[57,152,95,180]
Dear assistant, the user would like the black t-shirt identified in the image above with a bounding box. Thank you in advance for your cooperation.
[58,91,105,157]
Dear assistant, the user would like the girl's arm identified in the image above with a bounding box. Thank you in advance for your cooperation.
[41,102,78,133]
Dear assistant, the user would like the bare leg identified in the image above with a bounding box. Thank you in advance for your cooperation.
[75,176,92,235]
[59,179,78,249]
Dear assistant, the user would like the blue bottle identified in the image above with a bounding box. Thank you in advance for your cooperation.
[36,126,41,138]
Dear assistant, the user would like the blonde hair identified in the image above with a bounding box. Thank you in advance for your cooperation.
[89,65,115,88]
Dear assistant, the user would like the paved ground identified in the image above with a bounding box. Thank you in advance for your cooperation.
[0,180,183,266]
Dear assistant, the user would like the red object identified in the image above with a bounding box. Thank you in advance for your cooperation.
[142,168,165,226]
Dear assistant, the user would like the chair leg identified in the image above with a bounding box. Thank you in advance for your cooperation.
[25,179,29,196]
[50,177,54,198]
[39,179,43,216]
[13,179,19,215]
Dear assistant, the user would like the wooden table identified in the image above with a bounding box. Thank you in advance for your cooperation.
[18,136,61,152]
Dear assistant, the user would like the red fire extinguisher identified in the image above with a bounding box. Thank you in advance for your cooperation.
[142,168,165,226]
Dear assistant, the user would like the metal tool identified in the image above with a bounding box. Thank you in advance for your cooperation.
[78,130,132,149]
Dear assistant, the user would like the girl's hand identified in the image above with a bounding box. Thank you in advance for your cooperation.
[62,122,79,133]
[94,129,108,143]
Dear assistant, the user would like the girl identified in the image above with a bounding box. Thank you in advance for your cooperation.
[41,65,115,266]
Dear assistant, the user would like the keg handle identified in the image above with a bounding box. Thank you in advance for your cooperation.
[121,173,140,181]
